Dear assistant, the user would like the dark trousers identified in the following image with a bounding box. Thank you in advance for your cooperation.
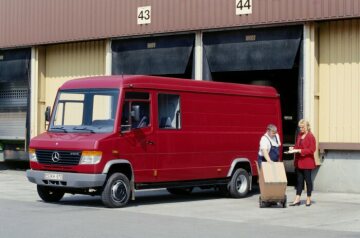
[296,168,313,197]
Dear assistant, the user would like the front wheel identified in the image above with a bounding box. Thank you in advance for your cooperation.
[228,168,250,198]
[101,173,130,208]
[37,185,65,202]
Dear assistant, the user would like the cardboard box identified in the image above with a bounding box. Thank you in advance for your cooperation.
[257,162,287,201]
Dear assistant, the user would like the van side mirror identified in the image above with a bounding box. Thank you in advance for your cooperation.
[120,125,131,134]
[45,106,51,122]
[131,105,140,121]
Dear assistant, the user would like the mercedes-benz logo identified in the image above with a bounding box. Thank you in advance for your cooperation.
[51,152,60,163]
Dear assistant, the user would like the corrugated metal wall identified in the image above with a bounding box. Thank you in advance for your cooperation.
[43,40,106,131]
[319,19,360,143]
[1,0,360,48]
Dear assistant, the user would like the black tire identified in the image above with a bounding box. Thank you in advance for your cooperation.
[37,185,65,203]
[101,173,130,208]
[229,168,250,198]
[166,187,193,195]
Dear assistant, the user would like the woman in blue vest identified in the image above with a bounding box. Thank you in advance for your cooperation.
[258,124,281,167]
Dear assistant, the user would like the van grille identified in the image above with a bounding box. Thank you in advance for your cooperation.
[36,150,82,166]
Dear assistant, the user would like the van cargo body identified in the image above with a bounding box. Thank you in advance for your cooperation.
[26,75,282,207]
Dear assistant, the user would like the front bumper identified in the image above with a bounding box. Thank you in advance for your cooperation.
[26,169,106,188]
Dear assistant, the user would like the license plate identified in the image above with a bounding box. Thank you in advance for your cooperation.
[44,173,63,181]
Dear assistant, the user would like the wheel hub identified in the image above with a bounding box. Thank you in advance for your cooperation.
[236,174,247,193]
[111,180,128,203]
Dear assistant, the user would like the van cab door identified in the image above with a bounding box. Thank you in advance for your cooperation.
[119,91,157,183]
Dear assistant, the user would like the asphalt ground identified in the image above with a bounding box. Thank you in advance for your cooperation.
[0,164,359,238]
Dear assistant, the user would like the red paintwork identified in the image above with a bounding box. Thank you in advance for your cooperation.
[294,131,316,170]
[29,75,282,184]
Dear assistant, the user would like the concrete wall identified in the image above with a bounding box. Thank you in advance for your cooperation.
[314,151,360,193]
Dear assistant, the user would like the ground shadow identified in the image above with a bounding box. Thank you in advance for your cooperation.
[0,161,29,171]
[54,187,261,209]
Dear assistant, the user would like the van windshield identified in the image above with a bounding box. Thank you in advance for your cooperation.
[49,89,119,133]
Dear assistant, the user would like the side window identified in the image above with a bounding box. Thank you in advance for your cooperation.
[158,94,181,129]
[121,92,150,132]
[130,101,150,129]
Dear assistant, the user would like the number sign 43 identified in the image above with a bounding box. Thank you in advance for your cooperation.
[137,6,151,25]
[236,0,252,15]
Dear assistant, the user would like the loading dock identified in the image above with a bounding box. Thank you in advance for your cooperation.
[0,48,31,161]
[112,34,195,79]
[202,26,303,170]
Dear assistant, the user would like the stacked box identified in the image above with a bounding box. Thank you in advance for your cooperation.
[258,162,287,200]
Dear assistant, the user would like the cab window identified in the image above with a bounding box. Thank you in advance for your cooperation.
[121,92,150,132]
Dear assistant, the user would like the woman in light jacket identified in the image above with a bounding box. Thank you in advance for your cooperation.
[289,119,316,207]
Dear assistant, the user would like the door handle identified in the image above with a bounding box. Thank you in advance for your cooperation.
[146,140,155,145]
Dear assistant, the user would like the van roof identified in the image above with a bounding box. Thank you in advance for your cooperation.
[60,75,278,98]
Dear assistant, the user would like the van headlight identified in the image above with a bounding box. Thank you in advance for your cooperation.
[79,151,102,164]
[29,148,38,162]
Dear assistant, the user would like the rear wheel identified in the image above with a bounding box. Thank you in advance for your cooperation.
[229,168,250,198]
[37,185,65,202]
[101,173,130,208]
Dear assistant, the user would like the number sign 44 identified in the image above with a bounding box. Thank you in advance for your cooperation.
[236,0,252,15]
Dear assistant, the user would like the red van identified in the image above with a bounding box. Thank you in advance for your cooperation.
[26,75,282,208]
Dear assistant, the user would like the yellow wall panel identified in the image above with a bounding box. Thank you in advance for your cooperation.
[37,47,47,134]
[45,41,106,116]
[319,20,360,143]
[36,41,105,133]
[350,20,360,142]
[319,22,330,142]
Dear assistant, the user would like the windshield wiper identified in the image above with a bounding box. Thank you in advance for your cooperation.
[51,127,68,133]
[73,126,95,133]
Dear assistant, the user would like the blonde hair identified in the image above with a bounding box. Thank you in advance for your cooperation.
[298,119,311,132]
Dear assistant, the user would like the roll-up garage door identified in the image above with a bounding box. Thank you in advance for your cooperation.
[112,34,194,76]
[0,48,31,140]
[0,49,30,83]
[202,26,303,165]
[203,26,302,72]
